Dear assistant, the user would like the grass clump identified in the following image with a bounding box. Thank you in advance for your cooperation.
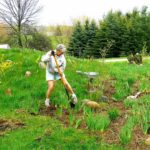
[86,112,110,131]
[108,107,120,121]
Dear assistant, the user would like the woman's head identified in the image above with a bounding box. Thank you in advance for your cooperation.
[56,44,66,56]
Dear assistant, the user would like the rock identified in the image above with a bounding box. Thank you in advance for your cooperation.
[127,95,137,99]
[100,95,109,102]
[5,88,12,96]
[6,60,12,62]
[134,92,142,98]
[25,71,32,77]
[127,91,142,100]
[145,137,150,146]
[82,99,100,109]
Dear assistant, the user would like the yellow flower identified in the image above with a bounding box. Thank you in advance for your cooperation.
[0,61,14,74]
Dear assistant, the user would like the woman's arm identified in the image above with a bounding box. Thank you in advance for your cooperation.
[41,51,51,62]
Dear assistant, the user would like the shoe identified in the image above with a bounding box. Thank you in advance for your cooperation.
[45,99,50,107]
[70,94,78,108]
[70,102,76,108]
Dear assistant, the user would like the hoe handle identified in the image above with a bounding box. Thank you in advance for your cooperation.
[53,55,74,94]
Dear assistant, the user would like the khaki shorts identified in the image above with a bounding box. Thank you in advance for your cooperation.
[46,69,65,81]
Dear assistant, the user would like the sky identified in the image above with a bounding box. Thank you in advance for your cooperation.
[37,0,150,25]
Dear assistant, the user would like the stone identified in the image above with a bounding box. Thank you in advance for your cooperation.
[127,95,137,99]
[5,88,12,96]
[127,91,142,100]
[100,95,109,102]
[25,71,32,77]
[82,99,100,109]
[145,137,150,146]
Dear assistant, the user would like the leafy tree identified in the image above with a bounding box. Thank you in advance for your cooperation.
[0,0,42,48]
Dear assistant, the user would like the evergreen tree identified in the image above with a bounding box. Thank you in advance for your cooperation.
[68,6,150,58]
[68,21,84,57]
[85,20,98,58]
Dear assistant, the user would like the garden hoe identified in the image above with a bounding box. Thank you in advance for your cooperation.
[53,53,77,108]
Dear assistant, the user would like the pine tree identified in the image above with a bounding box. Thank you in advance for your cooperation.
[68,21,84,57]
[85,20,98,58]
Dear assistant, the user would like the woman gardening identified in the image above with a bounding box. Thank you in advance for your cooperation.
[41,44,78,108]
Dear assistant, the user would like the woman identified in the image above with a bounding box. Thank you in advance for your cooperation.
[41,44,77,108]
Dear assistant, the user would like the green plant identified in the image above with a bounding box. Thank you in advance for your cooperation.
[75,119,82,128]
[119,116,137,145]
[119,125,132,145]
[124,99,135,109]
[141,41,148,56]
[56,106,63,117]
[108,107,120,121]
[86,113,110,131]
[140,108,150,134]
[69,113,75,126]
[83,106,92,115]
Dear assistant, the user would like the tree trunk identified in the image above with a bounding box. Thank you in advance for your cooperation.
[18,33,23,48]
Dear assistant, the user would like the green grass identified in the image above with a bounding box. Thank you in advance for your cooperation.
[108,107,120,121]
[0,48,150,149]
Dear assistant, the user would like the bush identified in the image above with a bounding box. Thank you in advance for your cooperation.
[28,32,52,51]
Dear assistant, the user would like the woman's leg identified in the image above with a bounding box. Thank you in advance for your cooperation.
[46,80,55,98]
[45,80,55,106]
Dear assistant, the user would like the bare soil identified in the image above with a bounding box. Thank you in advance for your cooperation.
[0,119,24,136]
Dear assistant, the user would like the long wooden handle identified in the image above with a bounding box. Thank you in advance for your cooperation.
[53,55,74,93]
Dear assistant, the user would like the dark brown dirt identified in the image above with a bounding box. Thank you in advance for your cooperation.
[39,105,84,128]
[39,105,58,116]
[0,119,24,136]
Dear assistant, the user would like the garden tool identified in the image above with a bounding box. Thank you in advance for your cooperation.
[52,52,77,108]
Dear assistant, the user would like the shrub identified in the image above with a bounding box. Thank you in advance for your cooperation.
[28,32,52,51]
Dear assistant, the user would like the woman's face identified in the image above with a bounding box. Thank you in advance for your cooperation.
[56,49,63,56]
